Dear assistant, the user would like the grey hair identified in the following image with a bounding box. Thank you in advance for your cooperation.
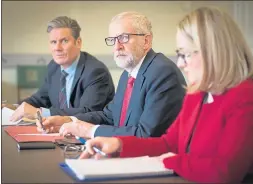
[110,11,153,36]
[47,16,81,40]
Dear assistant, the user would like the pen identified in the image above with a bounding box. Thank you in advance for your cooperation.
[75,136,107,156]
[36,110,46,133]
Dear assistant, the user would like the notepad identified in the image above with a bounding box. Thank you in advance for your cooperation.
[1,107,35,126]
[63,156,173,181]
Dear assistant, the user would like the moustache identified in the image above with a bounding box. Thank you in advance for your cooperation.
[115,52,128,57]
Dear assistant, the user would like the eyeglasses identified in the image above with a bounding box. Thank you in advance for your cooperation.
[55,135,85,159]
[64,144,85,159]
[175,49,198,64]
[105,33,146,46]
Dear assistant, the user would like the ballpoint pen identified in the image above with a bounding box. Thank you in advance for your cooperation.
[37,110,47,134]
[75,136,107,156]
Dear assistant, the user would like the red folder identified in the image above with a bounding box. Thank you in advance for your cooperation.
[4,126,64,142]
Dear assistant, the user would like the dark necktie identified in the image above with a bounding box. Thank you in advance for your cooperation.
[59,70,68,109]
[119,76,135,126]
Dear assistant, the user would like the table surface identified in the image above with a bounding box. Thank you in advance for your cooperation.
[2,128,191,183]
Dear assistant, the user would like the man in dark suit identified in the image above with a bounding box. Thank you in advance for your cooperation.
[37,12,186,137]
[9,16,115,122]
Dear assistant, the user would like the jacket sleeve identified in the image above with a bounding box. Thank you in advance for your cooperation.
[118,114,181,157]
[94,70,185,137]
[21,62,53,108]
[74,99,115,125]
[162,98,253,183]
[49,67,115,116]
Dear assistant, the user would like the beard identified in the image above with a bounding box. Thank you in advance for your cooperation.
[114,47,144,70]
[114,53,135,70]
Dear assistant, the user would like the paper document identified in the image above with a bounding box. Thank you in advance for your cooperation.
[1,107,22,125]
[64,156,173,181]
[1,107,35,126]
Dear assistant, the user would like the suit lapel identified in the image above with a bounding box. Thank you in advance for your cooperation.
[69,52,86,105]
[115,72,129,126]
[124,49,157,126]
[183,92,206,151]
[53,67,61,107]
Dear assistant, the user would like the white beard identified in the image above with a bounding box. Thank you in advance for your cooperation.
[114,54,135,70]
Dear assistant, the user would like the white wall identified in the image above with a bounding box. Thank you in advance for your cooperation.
[2,1,252,103]
[2,1,193,55]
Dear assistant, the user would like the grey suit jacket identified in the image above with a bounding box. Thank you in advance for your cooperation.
[22,51,115,116]
[75,49,186,137]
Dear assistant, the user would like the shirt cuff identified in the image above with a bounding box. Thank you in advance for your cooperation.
[69,116,78,123]
[91,125,100,138]
[41,108,51,117]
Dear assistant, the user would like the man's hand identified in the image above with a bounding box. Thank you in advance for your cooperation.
[2,103,18,110]
[10,102,38,122]
[36,116,72,133]
[59,120,95,139]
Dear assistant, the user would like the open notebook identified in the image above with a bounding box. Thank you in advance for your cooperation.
[61,156,173,181]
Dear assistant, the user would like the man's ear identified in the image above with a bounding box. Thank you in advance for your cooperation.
[76,37,82,48]
[143,34,152,50]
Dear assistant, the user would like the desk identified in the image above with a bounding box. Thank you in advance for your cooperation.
[2,129,190,183]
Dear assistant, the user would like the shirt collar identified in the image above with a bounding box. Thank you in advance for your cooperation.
[205,92,214,104]
[61,52,80,76]
[128,55,146,79]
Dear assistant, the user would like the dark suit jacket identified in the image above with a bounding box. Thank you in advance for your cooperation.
[22,51,115,116]
[75,49,186,137]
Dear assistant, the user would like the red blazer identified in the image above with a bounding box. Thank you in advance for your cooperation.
[118,79,253,183]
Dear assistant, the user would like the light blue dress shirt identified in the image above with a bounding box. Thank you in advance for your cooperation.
[41,53,80,117]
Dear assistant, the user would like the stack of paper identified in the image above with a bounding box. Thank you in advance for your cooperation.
[63,156,173,181]
[1,107,35,126]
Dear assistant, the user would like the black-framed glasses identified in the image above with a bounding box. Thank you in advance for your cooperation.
[105,33,146,46]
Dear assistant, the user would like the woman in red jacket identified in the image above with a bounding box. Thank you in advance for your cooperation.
[77,7,253,183]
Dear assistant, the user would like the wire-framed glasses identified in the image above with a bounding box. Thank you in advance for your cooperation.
[175,49,199,64]
[105,33,146,46]
[64,144,85,159]
[56,136,85,159]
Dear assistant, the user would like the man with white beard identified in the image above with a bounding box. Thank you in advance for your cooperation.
[36,11,186,138]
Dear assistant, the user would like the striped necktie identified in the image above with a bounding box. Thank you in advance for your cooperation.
[59,70,68,109]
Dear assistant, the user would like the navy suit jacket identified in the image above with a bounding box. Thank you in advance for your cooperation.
[22,51,115,116]
[75,49,186,137]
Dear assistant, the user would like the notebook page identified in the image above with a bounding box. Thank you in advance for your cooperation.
[1,107,35,126]
[1,107,22,125]
[65,156,173,180]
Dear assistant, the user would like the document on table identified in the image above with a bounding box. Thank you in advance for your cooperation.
[4,126,64,142]
[62,156,173,181]
[1,107,35,126]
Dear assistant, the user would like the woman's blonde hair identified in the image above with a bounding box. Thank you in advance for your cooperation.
[178,6,253,94]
